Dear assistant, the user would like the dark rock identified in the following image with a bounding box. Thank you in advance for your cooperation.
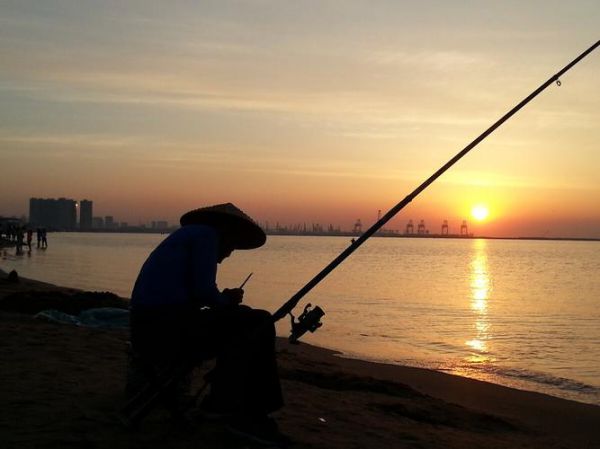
[7,270,19,283]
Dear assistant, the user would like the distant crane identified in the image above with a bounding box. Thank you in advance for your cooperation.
[405,220,414,235]
[353,219,362,234]
[460,220,468,236]
[417,220,426,235]
[441,220,449,235]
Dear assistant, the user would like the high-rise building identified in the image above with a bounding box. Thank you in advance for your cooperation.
[92,217,104,229]
[29,198,77,230]
[79,199,93,231]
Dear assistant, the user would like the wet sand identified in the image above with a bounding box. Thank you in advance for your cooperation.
[1,269,599,449]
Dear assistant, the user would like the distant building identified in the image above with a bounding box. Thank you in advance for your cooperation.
[79,199,93,231]
[29,198,77,230]
[105,216,115,229]
[92,217,104,229]
[0,216,23,237]
[152,220,168,230]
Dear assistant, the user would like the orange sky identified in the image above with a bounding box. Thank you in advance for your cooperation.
[1,2,599,238]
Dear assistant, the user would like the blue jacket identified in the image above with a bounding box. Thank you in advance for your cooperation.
[130,224,226,308]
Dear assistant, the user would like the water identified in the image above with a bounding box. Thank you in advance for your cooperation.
[2,233,600,406]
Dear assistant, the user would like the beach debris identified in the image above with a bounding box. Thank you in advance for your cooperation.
[318,417,327,423]
[34,309,79,326]
[34,307,129,329]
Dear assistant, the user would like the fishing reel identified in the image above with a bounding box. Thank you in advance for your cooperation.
[289,303,325,344]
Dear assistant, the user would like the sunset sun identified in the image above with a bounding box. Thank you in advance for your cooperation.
[471,205,489,222]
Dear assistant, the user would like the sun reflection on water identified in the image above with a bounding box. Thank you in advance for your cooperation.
[465,239,492,360]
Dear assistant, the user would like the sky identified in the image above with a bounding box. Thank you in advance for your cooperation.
[1,1,599,238]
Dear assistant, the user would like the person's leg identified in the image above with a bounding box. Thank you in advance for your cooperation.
[197,306,288,445]
[199,306,283,415]
[129,306,195,401]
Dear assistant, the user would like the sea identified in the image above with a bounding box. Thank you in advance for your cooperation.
[2,232,599,406]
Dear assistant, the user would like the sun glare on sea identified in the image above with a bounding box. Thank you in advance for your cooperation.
[471,205,489,222]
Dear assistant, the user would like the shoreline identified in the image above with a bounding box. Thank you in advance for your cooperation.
[1,269,600,448]
[5,230,600,243]
[3,266,598,408]
[317,345,600,408]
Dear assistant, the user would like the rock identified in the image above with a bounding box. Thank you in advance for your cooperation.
[7,270,19,283]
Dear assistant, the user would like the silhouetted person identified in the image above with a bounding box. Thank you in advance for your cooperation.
[36,228,42,248]
[26,228,33,251]
[129,203,286,444]
[15,227,24,255]
[41,228,47,248]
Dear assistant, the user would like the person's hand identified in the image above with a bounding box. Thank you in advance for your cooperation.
[222,288,244,306]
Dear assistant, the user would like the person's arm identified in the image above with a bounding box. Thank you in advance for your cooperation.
[188,228,242,307]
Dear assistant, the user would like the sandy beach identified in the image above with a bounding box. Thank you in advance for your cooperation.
[1,269,599,449]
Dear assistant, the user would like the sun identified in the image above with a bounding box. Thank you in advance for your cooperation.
[471,205,489,222]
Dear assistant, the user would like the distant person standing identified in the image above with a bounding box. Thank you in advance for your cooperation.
[41,228,48,248]
[36,228,42,248]
[26,229,33,251]
[15,227,24,255]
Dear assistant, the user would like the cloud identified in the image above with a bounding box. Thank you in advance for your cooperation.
[441,170,600,192]
[369,49,493,71]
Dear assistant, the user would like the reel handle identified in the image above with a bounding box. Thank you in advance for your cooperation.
[289,303,325,344]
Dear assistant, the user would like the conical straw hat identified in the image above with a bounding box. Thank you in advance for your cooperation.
[179,203,266,249]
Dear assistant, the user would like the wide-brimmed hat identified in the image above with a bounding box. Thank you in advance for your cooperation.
[180,203,266,249]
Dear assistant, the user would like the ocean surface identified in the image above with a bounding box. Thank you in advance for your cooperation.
[2,233,599,406]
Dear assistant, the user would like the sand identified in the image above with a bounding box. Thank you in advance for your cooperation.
[1,269,599,449]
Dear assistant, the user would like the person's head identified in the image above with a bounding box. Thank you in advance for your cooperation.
[216,226,236,263]
[179,203,266,263]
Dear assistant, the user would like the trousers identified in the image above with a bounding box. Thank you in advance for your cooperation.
[130,303,283,415]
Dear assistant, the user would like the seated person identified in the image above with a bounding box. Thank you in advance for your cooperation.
[129,203,285,443]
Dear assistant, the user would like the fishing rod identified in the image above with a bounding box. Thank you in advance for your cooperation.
[276,39,600,342]
[118,41,598,427]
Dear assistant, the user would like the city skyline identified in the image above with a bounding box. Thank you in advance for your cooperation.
[22,196,172,231]
[1,2,599,238]
[3,195,591,238]
[0,195,499,235]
